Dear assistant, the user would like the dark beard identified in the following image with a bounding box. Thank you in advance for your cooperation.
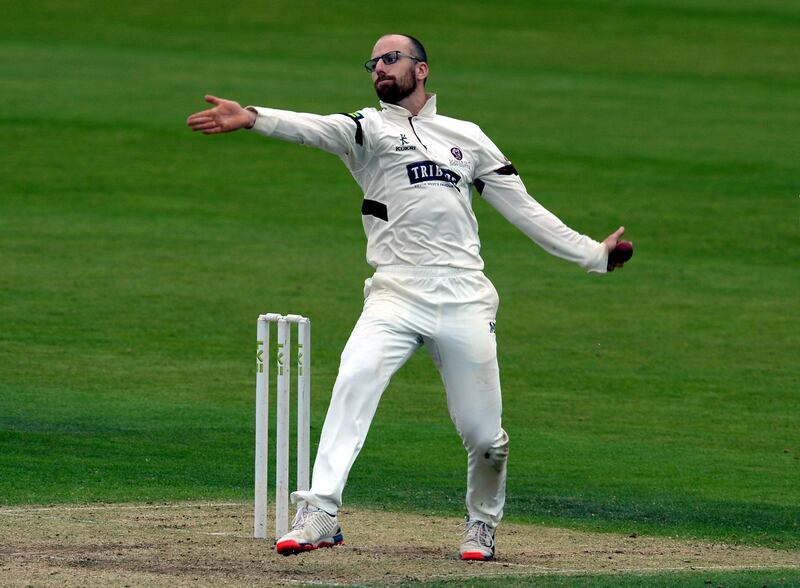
[374,71,417,104]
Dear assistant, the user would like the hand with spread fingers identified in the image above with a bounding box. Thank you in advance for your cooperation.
[186,95,256,134]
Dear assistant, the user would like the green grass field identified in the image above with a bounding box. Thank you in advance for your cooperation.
[414,569,800,587]
[1,0,798,576]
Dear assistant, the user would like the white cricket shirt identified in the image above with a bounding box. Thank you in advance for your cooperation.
[249,94,607,272]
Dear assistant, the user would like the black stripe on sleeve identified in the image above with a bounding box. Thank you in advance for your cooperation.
[361,199,388,221]
[339,112,364,146]
[475,163,516,195]
[494,163,518,175]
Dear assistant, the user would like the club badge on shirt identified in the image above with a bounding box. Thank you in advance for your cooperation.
[449,145,471,168]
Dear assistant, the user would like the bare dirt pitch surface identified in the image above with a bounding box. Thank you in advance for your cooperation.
[1,502,797,587]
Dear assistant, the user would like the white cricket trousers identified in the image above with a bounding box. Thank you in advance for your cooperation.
[292,265,509,527]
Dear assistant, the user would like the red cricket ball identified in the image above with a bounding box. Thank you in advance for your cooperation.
[608,240,633,270]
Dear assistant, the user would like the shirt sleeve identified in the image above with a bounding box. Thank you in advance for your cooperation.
[246,106,368,161]
[474,131,608,273]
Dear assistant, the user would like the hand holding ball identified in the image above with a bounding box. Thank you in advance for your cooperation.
[607,241,633,271]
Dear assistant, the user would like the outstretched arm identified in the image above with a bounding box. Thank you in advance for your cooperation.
[187,95,366,158]
[474,130,630,273]
[476,171,613,273]
[186,95,256,134]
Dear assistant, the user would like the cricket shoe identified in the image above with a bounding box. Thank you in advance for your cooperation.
[458,517,496,561]
[275,503,344,556]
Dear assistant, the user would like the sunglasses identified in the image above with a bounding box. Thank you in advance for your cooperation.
[364,51,422,73]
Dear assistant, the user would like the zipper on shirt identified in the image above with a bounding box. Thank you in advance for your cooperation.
[408,116,461,195]
[408,117,428,150]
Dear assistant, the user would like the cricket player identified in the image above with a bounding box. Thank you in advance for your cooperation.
[187,33,630,561]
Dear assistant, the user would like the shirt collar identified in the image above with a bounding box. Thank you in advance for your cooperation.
[380,93,437,120]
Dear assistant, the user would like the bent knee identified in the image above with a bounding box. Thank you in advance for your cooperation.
[483,429,509,471]
[464,429,509,472]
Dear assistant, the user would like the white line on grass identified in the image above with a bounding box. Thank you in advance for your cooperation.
[0,501,244,515]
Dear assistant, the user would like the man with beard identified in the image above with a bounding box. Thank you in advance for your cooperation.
[187,34,630,561]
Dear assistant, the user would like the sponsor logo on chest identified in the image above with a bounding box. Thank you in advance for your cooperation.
[406,161,461,186]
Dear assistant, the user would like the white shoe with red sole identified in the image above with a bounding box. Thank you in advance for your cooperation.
[275,503,344,556]
[459,517,495,561]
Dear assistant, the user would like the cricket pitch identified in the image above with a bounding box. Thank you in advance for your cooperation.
[1,502,797,586]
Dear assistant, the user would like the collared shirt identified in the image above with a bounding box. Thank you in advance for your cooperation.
[249,94,607,272]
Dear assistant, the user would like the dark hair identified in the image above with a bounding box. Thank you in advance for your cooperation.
[401,34,428,85]
[402,34,428,63]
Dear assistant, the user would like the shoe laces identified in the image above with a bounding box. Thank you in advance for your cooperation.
[290,504,315,530]
[458,518,495,548]
[291,503,336,536]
